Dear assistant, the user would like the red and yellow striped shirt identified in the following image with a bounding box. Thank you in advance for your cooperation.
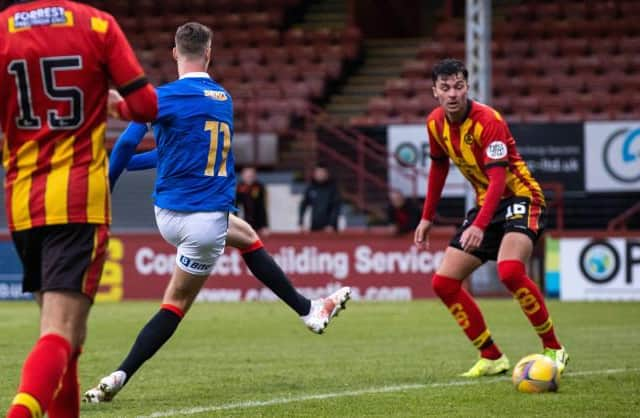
[0,0,147,231]
[426,101,545,207]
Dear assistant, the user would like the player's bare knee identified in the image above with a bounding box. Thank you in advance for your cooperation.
[227,215,259,248]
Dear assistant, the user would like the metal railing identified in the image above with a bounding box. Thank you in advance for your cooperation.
[299,105,427,214]
[607,201,640,231]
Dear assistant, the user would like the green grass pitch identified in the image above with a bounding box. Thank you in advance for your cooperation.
[1,300,639,417]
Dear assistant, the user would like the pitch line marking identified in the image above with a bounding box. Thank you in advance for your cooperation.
[138,367,640,418]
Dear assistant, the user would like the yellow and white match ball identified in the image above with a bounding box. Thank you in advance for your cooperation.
[512,354,560,393]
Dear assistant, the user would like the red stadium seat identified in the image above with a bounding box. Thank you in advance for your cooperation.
[591,2,618,20]
[522,113,552,123]
[527,76,555,94]
[384,78,411,99]
[287,98,310,116]
[402,60,429,80]
[417,43,447,60]
[411,78,432,95]
[491,96,512,114]
[149,31,175,50]
[509,40,532,59]
[237,48,263,65]
[562,2,588,20]
[589,39,620,57]
[213,48,237,67]
[241,63,274,82]
[321,45,344,62]
[349,115,378,126]
[219,14,244,30]
[245,13,272,29]
[434,21,463,42]
[272,63,301,82]
[570,56,603,76]
[214,65,244,83]
[309,28,335,47]
[261,47,290,65]
[283,28,306,46]
[251,29,280,47]
[341,26,363,45]
[226,31,252,48]
[286,82,312,99]
[619,37,640,55]
[541,94,568,114]
[367,97,393,116]
[394,96,422,117]
[512,96,540,114]
[559,38,589,58]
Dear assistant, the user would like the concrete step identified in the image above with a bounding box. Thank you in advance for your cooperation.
[324,103,365,113]
[356,66,403,76]
[365,38,425,48]
[347,74,391,84]
[307,3,346,13]
[340,84,384,94]
[329,94,375,104]
[304,12,346,22]
[328,95,374,107]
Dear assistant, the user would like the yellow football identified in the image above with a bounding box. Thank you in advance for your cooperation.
[512,354,560,393]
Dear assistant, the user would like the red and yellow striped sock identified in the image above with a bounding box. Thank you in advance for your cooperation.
[498,260,562,349]
[432,274,503,359]
[48,347,82,418]
[7,333,71,418]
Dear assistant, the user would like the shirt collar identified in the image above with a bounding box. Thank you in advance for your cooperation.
[179,72,211,79]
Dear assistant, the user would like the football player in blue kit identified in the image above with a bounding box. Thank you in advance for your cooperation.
[84,22,350,403]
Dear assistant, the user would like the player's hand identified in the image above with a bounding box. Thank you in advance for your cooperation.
[107,89,124,119]
[323,225,336,233]
[414,219,432,250]
[460,225,484,252]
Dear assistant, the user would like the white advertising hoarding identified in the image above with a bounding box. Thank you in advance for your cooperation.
[559,238,640,300]
[387,125,465,197]
[584,122,640,192]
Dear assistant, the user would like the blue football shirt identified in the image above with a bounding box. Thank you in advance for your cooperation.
[151,73,236,212]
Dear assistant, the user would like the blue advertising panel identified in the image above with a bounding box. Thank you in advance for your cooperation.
[0,240,31,300]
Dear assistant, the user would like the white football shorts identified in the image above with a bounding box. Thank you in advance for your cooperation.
[154,206,228,276]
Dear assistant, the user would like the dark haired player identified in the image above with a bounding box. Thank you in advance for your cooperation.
[1,0,157,416]
[414,58,568,377]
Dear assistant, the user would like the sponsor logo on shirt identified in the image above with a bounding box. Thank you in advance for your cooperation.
[486,141,507,159]
[205,90,228,101]
[12,7,68,29]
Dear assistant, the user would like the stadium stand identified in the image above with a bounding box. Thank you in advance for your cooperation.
[353,0,640,125]
[87,0,362,135]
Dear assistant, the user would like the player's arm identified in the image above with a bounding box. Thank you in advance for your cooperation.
[127,149,158,171]
[420,132,450,223]
[415,126,449,248]
[471,166,506,230]
[103,13,157,122]
[109,122,148,190]
[470,121,510,230]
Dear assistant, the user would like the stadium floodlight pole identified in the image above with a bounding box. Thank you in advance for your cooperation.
[465,0,491,213]
[466,0,498,290]
[465,0,492,212]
